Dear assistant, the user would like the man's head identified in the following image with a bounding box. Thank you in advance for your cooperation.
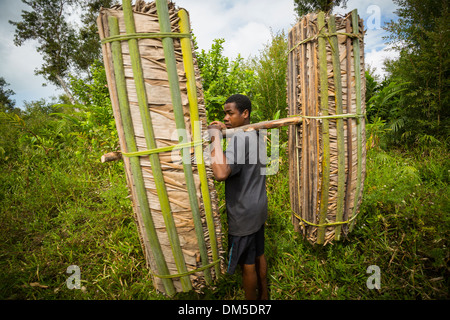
[223,94,251,129]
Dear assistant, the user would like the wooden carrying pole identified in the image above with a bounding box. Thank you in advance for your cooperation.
[100,114,362,163]
[101,117,305,162]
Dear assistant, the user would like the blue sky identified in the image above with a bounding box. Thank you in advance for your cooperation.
[0,0,399,108]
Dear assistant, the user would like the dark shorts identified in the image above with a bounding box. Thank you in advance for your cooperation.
[227,224,265,275]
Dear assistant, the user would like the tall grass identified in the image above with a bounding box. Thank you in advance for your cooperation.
[255,144,448,300]
[1,130,447,299]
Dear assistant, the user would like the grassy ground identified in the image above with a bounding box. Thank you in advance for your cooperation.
[0,143,448,300]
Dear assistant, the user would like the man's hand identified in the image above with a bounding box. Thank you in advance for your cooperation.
[208,121,226,130]
[207,121,231,181]
[207,121,226,142]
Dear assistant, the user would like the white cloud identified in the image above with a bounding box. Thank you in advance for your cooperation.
[225,22,272,59]
[177,0,399,77]
[176,0,295,59]
[334,0,399,23]
[365,45,399,79]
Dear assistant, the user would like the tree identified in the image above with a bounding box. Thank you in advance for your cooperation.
[365,67,381,105]
[9,0,118,104]
[73,0,119,76]
[197,39,257,122]
[294,0,348,17]
[9,0,79,103]
[0,77,16,112]
[383,0,449,144]
[250,30,289,122]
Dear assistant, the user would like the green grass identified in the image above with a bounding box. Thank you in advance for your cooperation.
[0,141,448,300]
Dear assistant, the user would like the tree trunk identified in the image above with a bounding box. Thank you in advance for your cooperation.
[55,74,76,105]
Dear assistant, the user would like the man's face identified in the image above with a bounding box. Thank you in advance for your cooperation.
[223,102,249,129]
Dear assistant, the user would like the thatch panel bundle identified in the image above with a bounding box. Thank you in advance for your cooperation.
[97,0,223,295]
[287,10,366,245]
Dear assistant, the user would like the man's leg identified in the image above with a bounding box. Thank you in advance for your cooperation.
[241,263,258,300]
[256,254,268,300]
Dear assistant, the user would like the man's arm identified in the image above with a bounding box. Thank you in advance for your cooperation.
[208,122,231,181]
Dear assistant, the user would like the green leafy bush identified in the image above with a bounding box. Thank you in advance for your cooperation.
[197,39,257,122]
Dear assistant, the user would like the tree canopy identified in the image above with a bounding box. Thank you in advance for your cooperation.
[0,77,16,112]
[382,0,449,144]
[9,0,118,103]
[294,0,348,17]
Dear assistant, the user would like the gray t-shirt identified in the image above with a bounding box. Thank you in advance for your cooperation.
[224,130,268,236]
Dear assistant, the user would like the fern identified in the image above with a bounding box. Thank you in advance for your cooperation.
[0,112,25,129]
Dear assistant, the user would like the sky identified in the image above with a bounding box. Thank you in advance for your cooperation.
[0,0,400,108]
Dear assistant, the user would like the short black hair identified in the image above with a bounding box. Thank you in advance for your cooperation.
[225,94,251,115]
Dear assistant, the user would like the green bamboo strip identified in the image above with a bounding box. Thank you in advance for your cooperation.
[288,31,361,54]
[107,16,176,296]
[122,139,203,158]
[350,9,363,232]
[328,15,346,240]
[122,0,192,292]
[300,16,310,242]
[317,12,330,245]
[154,0,210,287]
[344,17,354,236]
[151,259,220,279]
[178,8,220,279]
[101,32,190,44]
[287,25,300,232]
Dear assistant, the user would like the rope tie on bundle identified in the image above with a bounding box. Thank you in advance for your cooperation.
[121,139,204,158]
[101,32,191,44]
[288,30,362,54]
[292,210,360,228]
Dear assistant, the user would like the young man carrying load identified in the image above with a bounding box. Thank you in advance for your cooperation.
[208,94,269,300]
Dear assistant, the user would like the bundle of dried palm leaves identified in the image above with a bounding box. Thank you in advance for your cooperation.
[287,10,366,245]
[97,0,223,295]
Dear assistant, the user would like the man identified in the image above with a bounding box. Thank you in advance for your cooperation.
[207,94,268,300]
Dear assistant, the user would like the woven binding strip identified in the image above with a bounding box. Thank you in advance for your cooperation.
[101,32,191,44]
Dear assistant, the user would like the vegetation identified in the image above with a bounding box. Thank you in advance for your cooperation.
[0,77,16,112]
[0,0,448,300]
[382,0,449,146]
[249,30,289,122]
[197,38,257,123]
[9,0,118,102]
[294,0,348,16]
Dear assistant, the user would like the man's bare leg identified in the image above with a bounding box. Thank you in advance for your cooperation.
[256,254,268,300]
[242,263,258,300]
